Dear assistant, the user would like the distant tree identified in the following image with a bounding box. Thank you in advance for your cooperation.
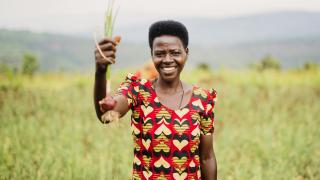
[250,54,281,71]
[261,54,281,70]
[22,53,39,76]
[196,62,211,71]
[303,61,319,71]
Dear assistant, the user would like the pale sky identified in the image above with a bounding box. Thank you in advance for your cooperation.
[1,0,320,33]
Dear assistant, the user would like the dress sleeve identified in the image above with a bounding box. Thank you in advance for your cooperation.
[115,73,140,109]
[200,88,217,135]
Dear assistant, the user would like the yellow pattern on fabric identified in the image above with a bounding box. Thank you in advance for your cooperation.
[193,87,208,99]
[156,108,171,119]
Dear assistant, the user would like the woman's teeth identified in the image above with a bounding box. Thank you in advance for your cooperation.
[162,67,175,71]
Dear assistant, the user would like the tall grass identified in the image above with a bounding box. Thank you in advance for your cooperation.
[104,0,118,94]
[0,69,319,179]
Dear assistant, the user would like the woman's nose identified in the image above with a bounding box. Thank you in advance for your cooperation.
[163,53,173,63]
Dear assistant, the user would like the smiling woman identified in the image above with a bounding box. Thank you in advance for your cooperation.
[152,35,188,84]
[94,20,218,180]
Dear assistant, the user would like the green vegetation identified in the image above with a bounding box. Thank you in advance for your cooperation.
[250,54,281,71]
[196,62,211,71]
[22,53,39,76]
[0,69,319,179]
[303,61,320,71]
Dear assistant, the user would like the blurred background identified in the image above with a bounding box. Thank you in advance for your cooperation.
[0,0,319,179]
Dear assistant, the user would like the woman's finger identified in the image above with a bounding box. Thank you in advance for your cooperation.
[95,51,115,60]
[102,51,115,58]
[99,43,117,51]
[98,37,117,46]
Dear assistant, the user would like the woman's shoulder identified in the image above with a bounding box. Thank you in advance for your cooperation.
[121,73,153,88]
[123,73,140,83]
[193,85,217,103]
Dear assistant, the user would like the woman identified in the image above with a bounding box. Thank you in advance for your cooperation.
[94,20,217,180]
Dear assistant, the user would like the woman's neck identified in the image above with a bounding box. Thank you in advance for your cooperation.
[155,77,182,94]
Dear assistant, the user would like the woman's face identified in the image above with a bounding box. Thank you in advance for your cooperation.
[151,35,188,82]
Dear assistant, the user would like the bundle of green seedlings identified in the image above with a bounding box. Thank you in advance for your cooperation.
[95,0,120,124]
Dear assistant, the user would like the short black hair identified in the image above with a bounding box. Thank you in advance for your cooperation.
[148,20,189,49]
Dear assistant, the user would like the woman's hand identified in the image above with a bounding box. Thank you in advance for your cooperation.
[94,36,121,73]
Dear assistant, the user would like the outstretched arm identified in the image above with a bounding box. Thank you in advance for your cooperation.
[200,132,217,180]
[93,37,129,121]
[94,69,107,120]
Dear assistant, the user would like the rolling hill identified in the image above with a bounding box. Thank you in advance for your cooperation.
[1,11,319,71]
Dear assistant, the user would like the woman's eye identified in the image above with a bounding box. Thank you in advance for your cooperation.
[155,52,165,57]
[171,51,181,56]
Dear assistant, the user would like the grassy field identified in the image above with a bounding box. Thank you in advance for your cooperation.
[0,69,319,179]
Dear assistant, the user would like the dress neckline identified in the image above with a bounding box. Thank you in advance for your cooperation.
[149,79,195,111]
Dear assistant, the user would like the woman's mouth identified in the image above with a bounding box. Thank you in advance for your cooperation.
[161,66,177,73]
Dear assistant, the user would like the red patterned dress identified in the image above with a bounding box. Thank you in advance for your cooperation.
[116,73,217,180]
